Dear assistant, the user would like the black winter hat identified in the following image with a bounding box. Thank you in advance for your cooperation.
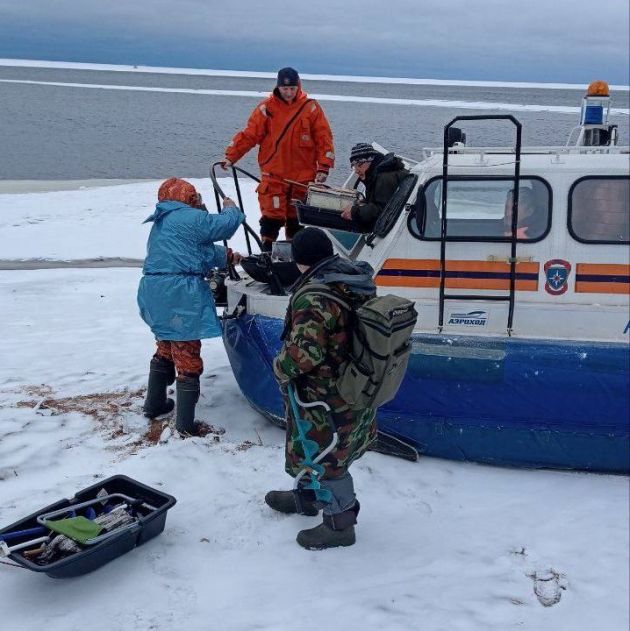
[277,67,300,87]
[350,142,380,163]
[291,227,334,267]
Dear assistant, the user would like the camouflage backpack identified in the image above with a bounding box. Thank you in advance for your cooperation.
[291,285,418,410]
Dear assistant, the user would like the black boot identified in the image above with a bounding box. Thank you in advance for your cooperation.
[260,217,284,251]
[284,217,303,240]
[265,489,320,516]
[176,375,200,434]
[296,501,360,550]
[143,357,175,419]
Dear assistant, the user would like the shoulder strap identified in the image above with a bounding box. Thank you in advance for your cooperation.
[282,283,350,342]
[291,283,352,312]
[259,99,313,169]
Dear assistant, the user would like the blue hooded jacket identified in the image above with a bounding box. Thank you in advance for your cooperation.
[137,201,244,340]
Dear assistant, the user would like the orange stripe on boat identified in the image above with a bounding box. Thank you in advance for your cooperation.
[576,263,630,275]
[575,282,630,295]
[575,263,630,294]
[376,259,539,291]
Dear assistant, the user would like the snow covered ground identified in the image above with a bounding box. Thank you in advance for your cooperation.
[0,181,628,631]
[0,178,260,262]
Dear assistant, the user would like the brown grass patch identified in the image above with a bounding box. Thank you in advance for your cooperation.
[23,385,54,398]
[15,388,145,422]
[195,422,225,438]
[7,386,235,455]
[11,386,150,454]
[144,421,167,445]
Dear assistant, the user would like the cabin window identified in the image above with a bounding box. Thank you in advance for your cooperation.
[409,176,551,242]
[568,177,630,244]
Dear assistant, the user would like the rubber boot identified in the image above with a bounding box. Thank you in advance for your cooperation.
[296,501,360,550]
[264,489,320,516]
[260,217,284,251]
[175,375,200,434]
[143,357,175,419]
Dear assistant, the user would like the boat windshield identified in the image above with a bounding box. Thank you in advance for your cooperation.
[416,176,551,241]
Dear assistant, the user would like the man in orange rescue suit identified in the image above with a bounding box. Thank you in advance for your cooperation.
[222,67,335,250]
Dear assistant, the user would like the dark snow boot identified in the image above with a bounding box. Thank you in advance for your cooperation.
[143,357,175,419]
[265,489,320,516]
[259,217,283,249]
[284,217,303,240]
[175,375,200,434]
[296,502,360,550]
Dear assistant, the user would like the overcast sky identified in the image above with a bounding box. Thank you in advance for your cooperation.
[0,0,628,83]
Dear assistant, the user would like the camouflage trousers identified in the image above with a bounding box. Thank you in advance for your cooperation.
[284,383,376,480]
[154,340,203,378]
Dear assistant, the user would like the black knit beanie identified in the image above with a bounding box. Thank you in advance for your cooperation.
[291,227,333,267]
[277,67,300,87]
[349,142,380,163]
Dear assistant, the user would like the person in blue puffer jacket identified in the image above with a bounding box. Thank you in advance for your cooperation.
[138,177,244,435]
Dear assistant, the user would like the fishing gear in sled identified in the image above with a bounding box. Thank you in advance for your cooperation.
[1,493,149,565]
[0,475,176,578]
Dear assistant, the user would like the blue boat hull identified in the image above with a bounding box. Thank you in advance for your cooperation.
[222,314,630,473]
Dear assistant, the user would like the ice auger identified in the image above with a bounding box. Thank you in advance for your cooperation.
[287,383,338,504]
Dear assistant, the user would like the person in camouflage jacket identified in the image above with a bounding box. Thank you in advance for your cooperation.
[269,227,377,550]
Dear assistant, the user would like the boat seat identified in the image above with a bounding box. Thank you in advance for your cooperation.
[240,254,300,295]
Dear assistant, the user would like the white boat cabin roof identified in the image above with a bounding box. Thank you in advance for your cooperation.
[407,145,630,178]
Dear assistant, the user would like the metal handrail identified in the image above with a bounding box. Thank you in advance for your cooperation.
[438,115,522,335]
[209,161,264,255]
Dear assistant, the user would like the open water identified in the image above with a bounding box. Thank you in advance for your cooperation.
[0,64,628,183]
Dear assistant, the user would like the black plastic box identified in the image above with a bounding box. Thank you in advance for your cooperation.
[0,475,176,578]
[296,202,366,233]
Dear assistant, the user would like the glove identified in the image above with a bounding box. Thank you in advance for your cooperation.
[226,248,243,266]
[340,204,354,220]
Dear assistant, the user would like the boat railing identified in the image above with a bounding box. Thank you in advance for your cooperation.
[209,161,264,256]
[439,115,523,336]
[421,145,629,158]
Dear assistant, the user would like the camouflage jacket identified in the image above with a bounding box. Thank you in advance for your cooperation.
[273,274,377,479]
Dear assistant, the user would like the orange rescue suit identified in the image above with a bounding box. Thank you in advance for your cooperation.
[225,87,334,228]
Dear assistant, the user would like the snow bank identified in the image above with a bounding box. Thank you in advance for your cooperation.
[0,178,261,261]
[1,58,629,91]
[2,79,628,116]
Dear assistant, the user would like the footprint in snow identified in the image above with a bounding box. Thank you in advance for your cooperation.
[530,569,567,607]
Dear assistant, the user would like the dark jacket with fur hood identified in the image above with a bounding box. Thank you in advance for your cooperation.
[351,153,408,231]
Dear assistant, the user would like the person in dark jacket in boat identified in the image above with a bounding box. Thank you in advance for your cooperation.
[269,227,377,550]
[503,187,547,239]
[138,177,244,435]
[340,143,409,232]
